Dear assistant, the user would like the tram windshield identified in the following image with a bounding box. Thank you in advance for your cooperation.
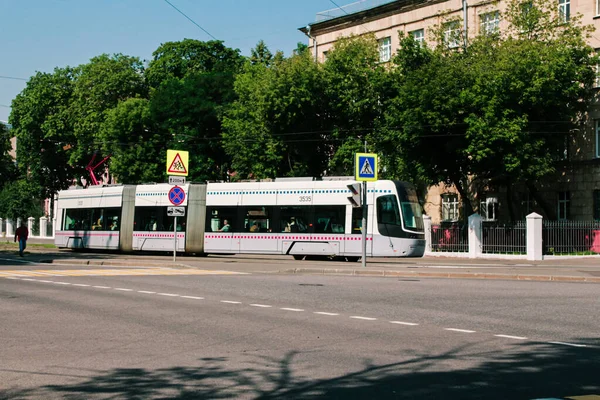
[395,182,424,232]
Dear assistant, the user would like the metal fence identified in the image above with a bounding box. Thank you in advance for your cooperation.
[482,221,526,254]
[46,219,54,237]
[31,218,40,237]
[543,220,600,255]
[430,223,468,253]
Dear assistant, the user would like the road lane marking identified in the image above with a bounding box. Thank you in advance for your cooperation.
[181,296,204,300]
[350,316,377,321]
[38,280,54,283]
[92,286,111,289]
[137,291,156,294]
[390,321,419,326]
[114,288,133,292]
[281,308,304,312]
[20,278,36,281]
[495,334,527,340]
[221,300,242,304]
[250,304,272,308]
[314,312,339,316]
[157,293,179,297]
[71,284,90,287]
[445,328,476,333]
[548,341,587,348]
[54,282,71,285]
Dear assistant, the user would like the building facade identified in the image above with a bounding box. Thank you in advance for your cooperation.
[301,0,600,223]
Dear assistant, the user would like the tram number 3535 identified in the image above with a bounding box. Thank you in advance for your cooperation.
[298,196,312,203]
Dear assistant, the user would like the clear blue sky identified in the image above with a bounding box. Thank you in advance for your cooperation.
[0,0,349,122]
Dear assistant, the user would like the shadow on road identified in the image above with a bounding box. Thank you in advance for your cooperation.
[1,340,598,399]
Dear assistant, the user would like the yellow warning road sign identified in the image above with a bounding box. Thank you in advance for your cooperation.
[166,150,189,176]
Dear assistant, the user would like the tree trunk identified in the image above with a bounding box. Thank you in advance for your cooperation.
[452,176,474,219]
[526,181,556,220]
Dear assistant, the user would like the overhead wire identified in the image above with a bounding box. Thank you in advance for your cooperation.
[162,0,217,40]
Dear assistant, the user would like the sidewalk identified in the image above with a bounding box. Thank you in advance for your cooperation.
[2,249,599,283]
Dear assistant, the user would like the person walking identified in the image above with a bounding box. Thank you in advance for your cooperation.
[14,222,29,257]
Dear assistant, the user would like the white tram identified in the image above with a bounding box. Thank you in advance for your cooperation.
[55,179,425,259]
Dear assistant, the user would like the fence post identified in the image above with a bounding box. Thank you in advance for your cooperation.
[423,215,432,253]
[52,218,57,238]
[40,217,48,238]
[468,213,483,259]
[28,217,35,237]
[526,212,543,261]
[0,218,3,237]
[6,219,14,238]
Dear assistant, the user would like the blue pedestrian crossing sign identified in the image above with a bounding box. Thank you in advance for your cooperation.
[355,153,378,181]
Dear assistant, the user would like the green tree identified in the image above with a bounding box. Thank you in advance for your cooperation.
[0,123,16,188]
[222,51,328,179]
[250,40,273,66]
[9,67,79,198]
[0,180,44,221]
[99,98,165,183]
[145,39,244,88]
[70,54,147,172]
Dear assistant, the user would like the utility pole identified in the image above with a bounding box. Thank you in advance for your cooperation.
[462,0,468,50]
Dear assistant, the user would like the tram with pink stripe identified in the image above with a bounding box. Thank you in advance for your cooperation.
[55,178,425,260]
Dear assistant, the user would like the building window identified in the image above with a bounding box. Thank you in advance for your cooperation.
[558,191,570,220]
[378,37,392,62]
[441,194,459,222]
[594,190,600,220]
[596,120,600,158]
[480,195,498,221]
[480,11,500,35]
[322,51,329,61]
[410,29,425,46]
[443,21,461,49]
[558,0,570,22]
[595,62,600,88]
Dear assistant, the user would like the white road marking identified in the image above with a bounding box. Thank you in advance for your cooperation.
[445,328,476,333]
[548,341,587,348]
[137,291,156,294]
[350,316,377,321]
[181,296,204,300]
[54,282,71,285]
[157,293,179,297]
[92,286,111,289]
[221,300,242,304]
[281,308,304,312]
[71,284,90,287]
[20,278,36,281]
[495,334,527,340]
[4,277,19,280]
[37,280,54,283]
[314,312,339,316]
[250,304,272,308]
[390,321,419,326]
[114,288,133,292]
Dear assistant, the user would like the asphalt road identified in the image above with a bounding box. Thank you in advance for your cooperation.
[1,263,598,399]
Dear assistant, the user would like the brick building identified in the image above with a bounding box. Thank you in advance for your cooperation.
[301,0,600,223]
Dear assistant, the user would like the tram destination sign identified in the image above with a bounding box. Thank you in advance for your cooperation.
[169,176,186,185]
[167,206,185,217]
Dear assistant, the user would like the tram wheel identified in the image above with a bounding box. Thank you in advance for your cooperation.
[293,255,305,261]
[345,256,360,263]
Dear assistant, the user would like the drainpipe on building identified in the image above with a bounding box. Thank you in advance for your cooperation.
[304,25,318,62]
[462,0,468,50]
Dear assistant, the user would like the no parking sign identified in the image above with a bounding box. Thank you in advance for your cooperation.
[168,186,186,206]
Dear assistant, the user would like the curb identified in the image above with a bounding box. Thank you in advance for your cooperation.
[38,259,191,269]
[281,268,600,283]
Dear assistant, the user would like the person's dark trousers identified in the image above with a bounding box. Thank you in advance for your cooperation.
[19,238,26,256]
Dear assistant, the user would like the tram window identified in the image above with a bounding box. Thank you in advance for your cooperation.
[352,207,363,234]
[279,206,311,233]
[242,206,273,232]
[134,207,186,232]
[314,206,345,233]
[63,208,120,231]
[206,206,237,232]
[377,195,402,226]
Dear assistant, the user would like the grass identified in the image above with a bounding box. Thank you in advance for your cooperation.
[0,241,56,249]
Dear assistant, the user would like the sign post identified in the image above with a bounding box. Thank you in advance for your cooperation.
[354,153,378,268]
[166,149,189,262]
[168,185,186,262]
